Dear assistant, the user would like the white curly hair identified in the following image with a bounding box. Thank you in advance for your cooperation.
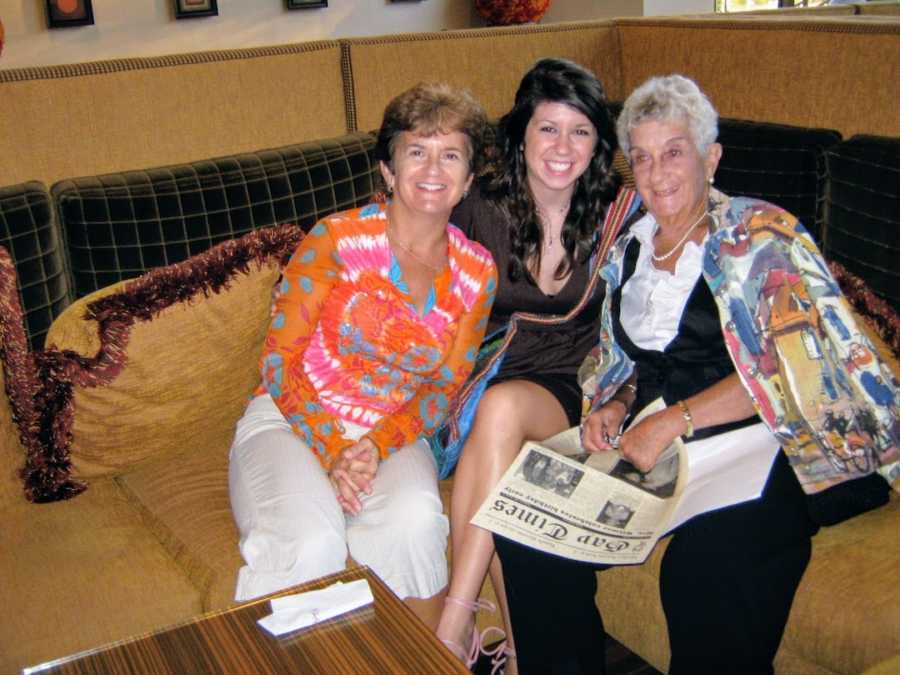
[616,74,719,158]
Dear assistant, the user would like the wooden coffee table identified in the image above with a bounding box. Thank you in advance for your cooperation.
[25,566,469,674]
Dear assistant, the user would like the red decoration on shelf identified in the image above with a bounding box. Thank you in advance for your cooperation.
[475,0,552,26]
[0,19,5,57]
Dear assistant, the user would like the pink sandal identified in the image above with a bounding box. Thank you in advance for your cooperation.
[439,597,507,669]
[490,643,516,675]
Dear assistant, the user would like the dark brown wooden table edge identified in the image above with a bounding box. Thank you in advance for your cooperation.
[24,565,468,674]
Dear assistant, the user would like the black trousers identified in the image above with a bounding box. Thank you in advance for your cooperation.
[494,451,818,675]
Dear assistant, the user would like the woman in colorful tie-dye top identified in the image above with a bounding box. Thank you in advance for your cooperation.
[229,83,497,629]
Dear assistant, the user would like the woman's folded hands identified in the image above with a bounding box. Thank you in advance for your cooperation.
[328,438,381,515]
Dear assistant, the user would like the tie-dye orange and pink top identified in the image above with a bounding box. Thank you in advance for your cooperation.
[254,202,497,467]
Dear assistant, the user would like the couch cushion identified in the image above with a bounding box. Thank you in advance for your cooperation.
[0,477,202,674]
[782,494,900,674]
[25,225,302,502]
[116,438,243,614]
[0,181,72,348]
[715,119,841,244]
[52,132,377,299]
[824,135,900,313]
[597,536,671,672]
[48,264,279,479]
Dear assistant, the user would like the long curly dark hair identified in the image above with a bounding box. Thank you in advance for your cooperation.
[482,58,620,282]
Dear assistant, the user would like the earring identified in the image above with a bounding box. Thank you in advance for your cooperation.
[708,176,714,185]
[462,189,469,200]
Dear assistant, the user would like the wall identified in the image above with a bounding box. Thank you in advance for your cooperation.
[0,0,481,70]
[542,0,643,23]
[0,0,670,70]
[643,0,713,15]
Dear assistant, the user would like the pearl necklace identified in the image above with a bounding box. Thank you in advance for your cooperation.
[387,225,446,273]
[651,211,709,263]
[536,201,570,249]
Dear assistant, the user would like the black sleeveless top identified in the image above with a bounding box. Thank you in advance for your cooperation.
[612,236,758,440]
[451,190,604,380]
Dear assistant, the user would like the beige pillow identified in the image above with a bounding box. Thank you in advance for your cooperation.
[38,225,302,488]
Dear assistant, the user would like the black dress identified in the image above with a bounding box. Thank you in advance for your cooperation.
[450,190,604,425]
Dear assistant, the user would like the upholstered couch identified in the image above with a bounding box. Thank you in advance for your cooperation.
[2,7,899,674]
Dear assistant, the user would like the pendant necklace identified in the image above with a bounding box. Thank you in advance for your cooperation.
[387,224,446,273]
[536,201,570,249]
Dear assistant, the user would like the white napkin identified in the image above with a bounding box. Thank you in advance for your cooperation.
[257,578,374,636]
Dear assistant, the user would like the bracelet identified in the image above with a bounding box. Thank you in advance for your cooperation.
[676,400,694,438]
[610,383,637,411]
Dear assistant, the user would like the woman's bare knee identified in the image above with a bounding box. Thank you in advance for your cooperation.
[471,380,569,443]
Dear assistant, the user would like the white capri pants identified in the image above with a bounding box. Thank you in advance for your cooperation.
[229,394,449,602]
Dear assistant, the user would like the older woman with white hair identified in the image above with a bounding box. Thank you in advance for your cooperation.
[493,74,898,674]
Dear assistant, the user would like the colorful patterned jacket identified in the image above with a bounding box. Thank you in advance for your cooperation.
[580,188,899,494]
[254,202,497,467]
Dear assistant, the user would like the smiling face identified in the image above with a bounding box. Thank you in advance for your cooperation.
[523,101,598,204]
[380,130,474,223]
[628,118,722,230]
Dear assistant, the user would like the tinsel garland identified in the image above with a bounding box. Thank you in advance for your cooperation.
[829,260,900,359]
[4,224,303,503]
[0,247,82,501]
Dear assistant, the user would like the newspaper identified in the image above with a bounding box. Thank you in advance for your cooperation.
[471,398,779,565]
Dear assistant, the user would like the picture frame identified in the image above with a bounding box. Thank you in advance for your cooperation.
[286,0,328,9]
[174,0,219,20]
[46,0,95,29]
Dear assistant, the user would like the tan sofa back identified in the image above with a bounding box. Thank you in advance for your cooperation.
[2,13,898,191]
[616,16,900,139]
[343,21,622,132]
[859,1,900,15]
[0,42,348,187]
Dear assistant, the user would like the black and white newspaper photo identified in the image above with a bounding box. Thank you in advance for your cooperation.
[472,398,778,564]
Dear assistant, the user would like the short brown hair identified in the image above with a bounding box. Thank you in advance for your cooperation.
[375,82,489,176]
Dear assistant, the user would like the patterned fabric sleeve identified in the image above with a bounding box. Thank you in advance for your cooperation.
[366,260,498,456]
[708,200,900,492]
[260,221,352,465]
[578,232,636,414]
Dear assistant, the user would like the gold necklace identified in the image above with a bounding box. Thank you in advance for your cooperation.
[651,210,709,263]
[387,225,446,273]
[535,201,570,249]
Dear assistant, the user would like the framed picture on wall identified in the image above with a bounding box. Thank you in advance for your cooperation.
[46,0,95,29]
[286,0,328,9]
[174,0,219,19]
